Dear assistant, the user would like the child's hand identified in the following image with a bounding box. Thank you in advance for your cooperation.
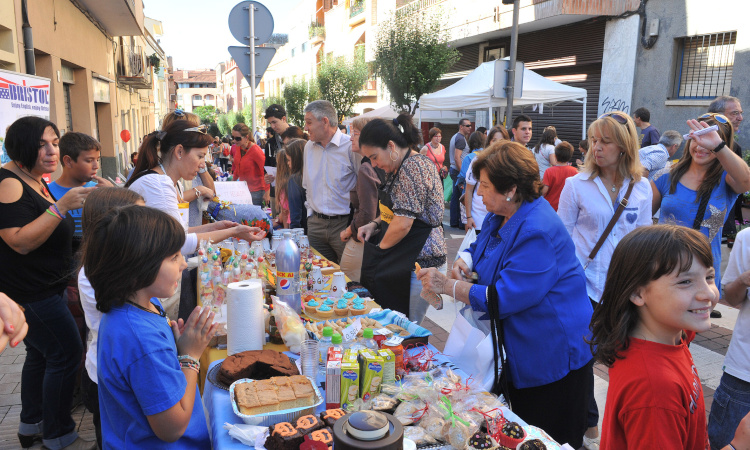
[172,306,218,360]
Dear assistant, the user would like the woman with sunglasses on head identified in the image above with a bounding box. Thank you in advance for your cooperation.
[231,123,270,207]
[652,114,750,312]
[557,110,653,450]
[125,120,265,255]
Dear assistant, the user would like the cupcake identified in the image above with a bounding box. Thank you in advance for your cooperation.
[496,422,526,448]
[342,292,359,303]
[305,300,320,314]
[334,301,349,316]
[317,305,334,318]
[323,298,335,307]
[350,303,366,315]
[352,298,367,308]
[465,431,499,449]
[517,439,547,450]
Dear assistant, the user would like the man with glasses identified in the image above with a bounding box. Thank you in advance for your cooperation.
[449,119,471,229]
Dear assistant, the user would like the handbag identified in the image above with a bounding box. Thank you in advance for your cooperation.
[583,181,635,270]
[444,302,496,391]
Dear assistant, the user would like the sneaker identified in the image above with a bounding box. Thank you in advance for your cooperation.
[582,435,600,450]
[711,310,722,318]
[43,437,98,450]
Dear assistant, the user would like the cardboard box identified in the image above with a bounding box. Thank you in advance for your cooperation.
[359,350,384,401]
[378,349,396,385]
[325,351,342,409]
[340,360,360,410]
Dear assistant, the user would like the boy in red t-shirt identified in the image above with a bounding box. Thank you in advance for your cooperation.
[542,141,578,211]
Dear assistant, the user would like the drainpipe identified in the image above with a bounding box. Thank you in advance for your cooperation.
[21,0,35,75]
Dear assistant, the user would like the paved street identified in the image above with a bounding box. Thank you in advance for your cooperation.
[0,214,739,449]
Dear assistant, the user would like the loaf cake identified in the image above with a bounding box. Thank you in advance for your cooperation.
[234,376,316,416]
[219,349,299,385]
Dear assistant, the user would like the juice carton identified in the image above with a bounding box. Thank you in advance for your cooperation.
[342,348,358,363]
[325,351,343,409]
[378,349,396,385]
[340,360,360,410]
[359,350,384,401]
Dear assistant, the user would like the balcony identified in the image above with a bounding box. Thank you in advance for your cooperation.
[349,0,365,26]
[309,22,325,44]
[75,0,144,36]
[359,79,377,97]
[117,45,152,89]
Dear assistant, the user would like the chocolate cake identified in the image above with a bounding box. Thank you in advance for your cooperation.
[501,422,524,439]
[218,349,299,385]
[265,422,304,450]
[296,414,324,434]
[320,408,346,428]
[308,427,333,447]
[518,439,547,450]
[466,431,498,449]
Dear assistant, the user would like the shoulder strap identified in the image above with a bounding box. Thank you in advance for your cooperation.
[692,190,712,230]
[585,181,635,269]
[487,284,511,407]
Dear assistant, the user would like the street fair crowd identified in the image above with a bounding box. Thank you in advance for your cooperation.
[1,96,750,450]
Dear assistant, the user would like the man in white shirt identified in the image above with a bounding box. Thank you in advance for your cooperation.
[302,100,359,263]
[709,228,750,448]
[639,130,682,180]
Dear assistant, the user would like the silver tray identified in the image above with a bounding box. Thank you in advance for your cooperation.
[229,376,323,426]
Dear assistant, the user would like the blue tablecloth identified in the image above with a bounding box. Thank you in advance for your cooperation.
[207,202,270,224]
[203,345,527,449]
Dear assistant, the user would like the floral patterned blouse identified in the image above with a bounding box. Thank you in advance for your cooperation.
[389,153,447,268]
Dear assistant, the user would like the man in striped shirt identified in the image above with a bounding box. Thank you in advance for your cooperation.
[638,130,682,181]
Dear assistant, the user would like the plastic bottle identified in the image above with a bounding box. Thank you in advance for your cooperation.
[275,231,301,314]
[360,328,378,351]
[330,333,343,355]
[319,326,333,365]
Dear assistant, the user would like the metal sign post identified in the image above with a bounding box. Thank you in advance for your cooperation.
[249,4,256,133]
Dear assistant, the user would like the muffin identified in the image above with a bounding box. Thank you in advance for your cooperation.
[342,292,359,303]
[317,305,334,318]
[334,301,349,316]
[349,303,366,315]
[305,300,320,314]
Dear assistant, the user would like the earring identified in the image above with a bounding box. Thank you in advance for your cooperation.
[506,197,511,202]
[390,151,399,162]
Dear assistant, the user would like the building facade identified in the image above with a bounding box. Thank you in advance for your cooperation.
[174,68,217,113]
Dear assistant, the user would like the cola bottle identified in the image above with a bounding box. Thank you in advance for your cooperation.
[275,231,301,314]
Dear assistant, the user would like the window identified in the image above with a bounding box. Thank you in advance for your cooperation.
[483,45,505,62]
[205,94,214,100]
[291,48,296,58]
[63,83,73,132]
[673,31,736,99]
[193,94,202,100]
[302,42,307,53]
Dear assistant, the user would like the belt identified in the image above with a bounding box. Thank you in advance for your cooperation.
[312,211,348,220]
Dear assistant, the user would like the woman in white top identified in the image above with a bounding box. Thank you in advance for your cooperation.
[125,120,266,256]
[556,111,652,449]
[533,126,558,178]
[464,127,509,232]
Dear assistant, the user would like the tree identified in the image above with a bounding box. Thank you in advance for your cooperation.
[374,10,459,115]
[316,50,369,121]
[193,106,217,125]
[283,80,318,126]
[217,113,231,136]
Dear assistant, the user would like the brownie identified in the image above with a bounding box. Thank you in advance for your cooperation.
[219,350,299,385]
[308,427,333,447]
[265,422,304,450]
[296,414,324,434]
[320,408,346,428]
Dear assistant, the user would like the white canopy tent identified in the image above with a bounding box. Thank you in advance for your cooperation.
[419,59,588,138]
[342,104,475,126]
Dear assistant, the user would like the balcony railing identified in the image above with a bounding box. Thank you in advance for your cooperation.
[117,45,152,89]
[350,0,365,19]
[309,22,326,42]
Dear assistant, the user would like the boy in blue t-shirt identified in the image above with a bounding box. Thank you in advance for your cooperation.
[48,132,112,252]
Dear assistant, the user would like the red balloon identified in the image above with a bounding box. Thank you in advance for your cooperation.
[120,129,131,143]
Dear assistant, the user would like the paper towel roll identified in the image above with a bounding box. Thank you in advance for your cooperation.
[227,280,265,355]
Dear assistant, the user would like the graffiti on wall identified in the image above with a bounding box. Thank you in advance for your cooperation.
[600,96,630,115]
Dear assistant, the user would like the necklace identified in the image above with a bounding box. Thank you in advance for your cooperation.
[126,300,171,326]
[159,162,184,202]
[14,162,50,198]
[611,184,617,193]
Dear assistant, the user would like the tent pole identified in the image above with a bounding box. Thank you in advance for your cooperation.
[582,95,587,140]
[505,0,520,126]
[418,108,422,128]
[488,106,492,127]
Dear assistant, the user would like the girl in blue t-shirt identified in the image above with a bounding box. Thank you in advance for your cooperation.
[652,114,750,297]
[81,205,218,448]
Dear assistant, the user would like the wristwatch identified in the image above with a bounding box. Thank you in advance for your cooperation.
[711,141,727,153]
[198,167,207,174]
[194,188,201,199]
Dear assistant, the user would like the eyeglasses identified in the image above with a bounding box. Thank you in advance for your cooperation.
[174,109,185,117]
[599,112,629,125]
[698,113,729,124]
[184,125,208,134]
[233,135,243,141]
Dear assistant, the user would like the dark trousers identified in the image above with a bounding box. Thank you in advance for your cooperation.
[507,359,593,449]
[219,157,229,172]
[80,370,101,449]
[588,299,600,428]
[449,168,462,228]
[20,292,82,445]
[307,215,348,263]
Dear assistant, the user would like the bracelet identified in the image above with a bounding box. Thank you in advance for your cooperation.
[178,355,200,367]
[711,140,727,154]
[728,444,737,450]
[369,220,381,231]
[198,167,207,174]
[45,208,63,220]
[50,203,64,218]
[180,361,199,373]
[452,280,458,300]
[194,188,201,199]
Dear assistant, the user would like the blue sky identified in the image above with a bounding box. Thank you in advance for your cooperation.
[143,0,300,70]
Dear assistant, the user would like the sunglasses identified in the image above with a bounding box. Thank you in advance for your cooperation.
[184,125,208,134]
[599,112,630,125]
[233,135,243,141]
[698,113,729,124]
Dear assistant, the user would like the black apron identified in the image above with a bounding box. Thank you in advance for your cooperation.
[360,152,433,312]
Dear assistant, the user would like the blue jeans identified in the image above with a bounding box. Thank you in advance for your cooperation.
[449,168,462,228]
[708,372,750,449]
[19,292,82,449]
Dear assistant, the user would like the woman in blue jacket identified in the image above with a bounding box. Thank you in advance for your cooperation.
[418,141,593,448]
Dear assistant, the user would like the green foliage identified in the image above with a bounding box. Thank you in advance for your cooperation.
[309,21,325,40]
[207,123,220,137]
[283,80,317,126]
[193,106,217,125]
[316,50,369,121]
[217,114,231,136]
[374,10,459,114]
[233,111,245,124]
